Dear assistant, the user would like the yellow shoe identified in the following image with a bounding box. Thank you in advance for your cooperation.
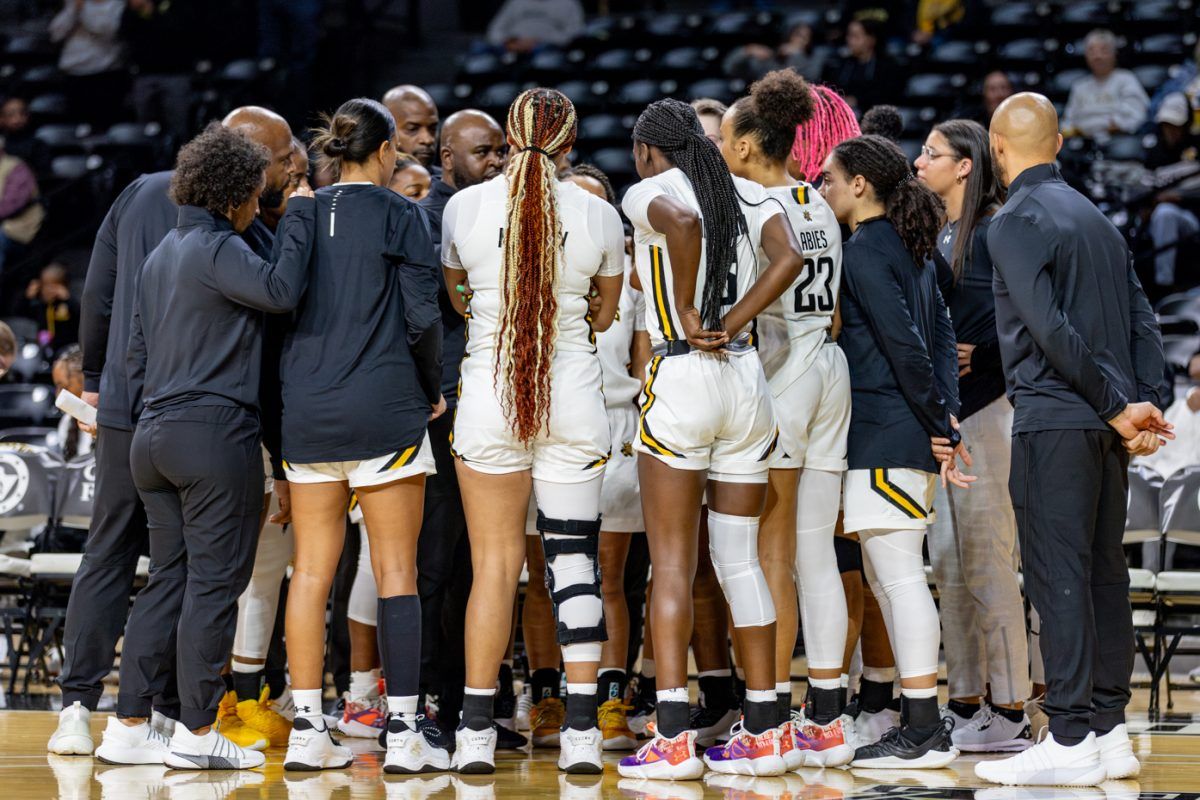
[531,697,565,747]
[217,691,268,751]
[599,698,637,751]
[236,686,292,747]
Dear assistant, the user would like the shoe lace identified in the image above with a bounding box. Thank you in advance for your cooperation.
[962,704,997,732]
[598,698,633,727]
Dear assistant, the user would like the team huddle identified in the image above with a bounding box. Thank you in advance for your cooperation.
[45,64,1171,790]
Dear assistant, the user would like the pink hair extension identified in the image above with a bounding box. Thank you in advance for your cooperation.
[790,84,861,182]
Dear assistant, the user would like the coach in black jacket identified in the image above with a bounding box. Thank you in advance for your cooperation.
[978,93,1171,786]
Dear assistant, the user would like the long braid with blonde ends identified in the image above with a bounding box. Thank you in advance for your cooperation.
[496,88,578,444]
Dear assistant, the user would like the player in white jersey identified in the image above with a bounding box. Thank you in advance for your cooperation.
[719,70,854,769]
[615,98,805,781]
[441,89,624,775]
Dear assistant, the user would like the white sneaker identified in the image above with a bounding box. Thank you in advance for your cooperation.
[558,726,603,774]
[1095,724,1140,780]
[48,701,94,755]
[943,704,975,732]
[150,710,176,739]
[284,717,353,771]
[272,686,297,722]
[95,765,166,800]
[975,732,1108,786]
[952,705,1034,752]
[95,717,170,765]
[451,725,497,774]
[515,691,533,732]
[165,725,265,770]
[855,706,900,745]
[384,716,451,774]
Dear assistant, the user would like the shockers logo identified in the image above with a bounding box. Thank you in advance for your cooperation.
[0,453,31,515]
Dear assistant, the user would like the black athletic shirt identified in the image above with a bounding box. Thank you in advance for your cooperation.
[80,171,176,431]
[934,215,1006,421]
[988,163,1168,434]
[419,177,466,408]
[279,183,442,463]
[128,202,313,420]
[838,217,960,474]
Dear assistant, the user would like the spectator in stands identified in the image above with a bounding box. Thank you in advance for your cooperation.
[23,262,79,354]
[1147,40,1199,126]
[0,96,50,176]
[860,104,903,142]
[485,0,584,54]
[723,24,828,84]
[691,98,727,147]
[389,153,431,201]
[0,138,44,278]
[825,15,900,114]
[382,85,440,172]
[49,0,126,129]
[959,71,1014,128]
[53,345,93,460]
[1062,29,1149,139]
[0,321,14,379]
[1144,93,1199,291]
[123,0,205,146]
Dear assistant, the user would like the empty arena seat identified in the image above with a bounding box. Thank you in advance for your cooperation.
[0,442,60,532]
[925,39,984,69]
[593,48,642,78]
[618,79,676,108]
[686,78,742,104]
[1130,0,1191,29]
[579,114,630,146]
[1161,466,1200,548]
[1060,1,1115,31]
[989,3,1042,35]
[0,427,60,454]
[33,122,89,154]
[475,81,522,112]
[528,48,568,81]
[904,73,958,107]
[1133,64,1170,92]
[1101,134,1146,162]
[659,47,711,76]
[997,38,1050,67]
[1161,334,1200,370]
[554,80,603,111]
[1126,464,1164,545]
[27,92,69,122]
[55,454,96,530]
[0,385,57,428]
[589,147,637,181]
[461,52,502,80]
[1136,33,1194,64]
[49,154,101,180]
[1050,68,1089,98]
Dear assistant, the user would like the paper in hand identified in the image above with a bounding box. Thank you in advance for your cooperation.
[56,390,97,427]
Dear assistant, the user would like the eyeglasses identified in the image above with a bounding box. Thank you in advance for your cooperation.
[920,145,959,161]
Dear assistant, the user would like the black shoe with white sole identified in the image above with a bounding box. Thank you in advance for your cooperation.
[851,719,958,770]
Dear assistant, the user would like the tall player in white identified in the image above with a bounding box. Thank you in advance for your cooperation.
[719,70,853,768]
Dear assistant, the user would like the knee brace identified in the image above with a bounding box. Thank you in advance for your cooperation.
[537,510,607,647]
[707,511,776,628]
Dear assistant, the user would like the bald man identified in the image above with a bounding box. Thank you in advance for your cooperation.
[49,107,298,757]
[383,85,440,170]
[414,108,505,733]
[974,93,1170,787]
[223,106,298,233]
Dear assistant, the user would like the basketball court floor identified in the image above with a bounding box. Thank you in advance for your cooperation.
[6,688,1199,800]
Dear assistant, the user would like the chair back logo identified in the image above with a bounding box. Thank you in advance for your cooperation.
[0,452,31,515]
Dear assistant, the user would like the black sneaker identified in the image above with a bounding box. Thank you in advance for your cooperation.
[495,690,518,731]
[689,703,739,749]
[628,683,656,739]
[495,721,528,750]
[849,718,958,770]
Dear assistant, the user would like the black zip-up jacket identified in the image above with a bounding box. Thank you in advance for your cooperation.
[80,171,176,431]
[127,202,314,438]
[419,177,467,408]
[839,217,960,474]
[988,163,1168,434]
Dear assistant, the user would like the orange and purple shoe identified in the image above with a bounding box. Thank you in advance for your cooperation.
[789,711,854,768]
[336,692,386,739]
[616,723,705,780]
[702,720,786,777]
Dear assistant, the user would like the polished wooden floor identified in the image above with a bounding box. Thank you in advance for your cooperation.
[14,693,1200,800]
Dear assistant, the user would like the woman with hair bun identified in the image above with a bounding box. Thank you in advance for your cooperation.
[718,67,854,768]
[441,88,625,775]
[279,97,448,775]
[819,133,970,769]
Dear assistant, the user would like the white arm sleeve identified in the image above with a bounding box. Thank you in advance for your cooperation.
[441,192,464,269]
[591,200,627,278]
[632,288,647,332]
[621,180,664,232]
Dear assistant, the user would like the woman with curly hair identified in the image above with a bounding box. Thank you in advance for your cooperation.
[441,88,624,774]
[818,133,971,769]
[101,122,313,770]
[277,98,446,775]
[615,98,804,781]
[718,68,854,768]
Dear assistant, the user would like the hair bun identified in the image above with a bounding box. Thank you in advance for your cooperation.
[324,136,347,157]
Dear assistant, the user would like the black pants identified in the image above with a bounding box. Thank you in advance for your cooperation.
[59,424,173,711]
[417,411,469,694]
[1010,428,1133,741]
[117,406,264,730]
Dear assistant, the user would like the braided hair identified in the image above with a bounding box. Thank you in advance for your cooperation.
[831,134,945,265]
[633,98,747,330]
[497,88,578,444]
[790,85,860,182]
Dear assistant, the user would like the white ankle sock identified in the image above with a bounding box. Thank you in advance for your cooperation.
[292,689,324,722]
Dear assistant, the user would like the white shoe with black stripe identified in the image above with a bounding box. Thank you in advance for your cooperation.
[284,717,353,771]
[164,726,265,770]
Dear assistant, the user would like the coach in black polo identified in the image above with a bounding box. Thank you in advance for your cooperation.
[976,92,1172,787]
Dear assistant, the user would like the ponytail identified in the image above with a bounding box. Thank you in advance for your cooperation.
[497,88,578,444]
